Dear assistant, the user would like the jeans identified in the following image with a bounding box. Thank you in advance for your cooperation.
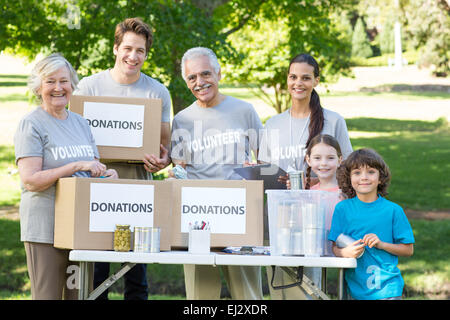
[93,262,148,300]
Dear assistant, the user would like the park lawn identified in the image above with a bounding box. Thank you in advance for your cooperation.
[1,117,448,211]
[347,118,449,211]
[0,116,448,299]
[0,79,448,299]
[1,216,447,299]
[0,145,21,207]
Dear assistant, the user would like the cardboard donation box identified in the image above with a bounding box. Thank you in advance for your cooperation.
[54,177,172,250]
[69,95,162,161]
[170,179,264,249]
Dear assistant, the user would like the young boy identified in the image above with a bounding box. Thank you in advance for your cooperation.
[328,148,414,300]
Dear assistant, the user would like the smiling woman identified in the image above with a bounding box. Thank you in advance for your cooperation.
[13,53,118,300]
[38,67,73,119]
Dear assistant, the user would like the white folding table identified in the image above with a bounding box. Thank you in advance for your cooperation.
[69,250,356,300]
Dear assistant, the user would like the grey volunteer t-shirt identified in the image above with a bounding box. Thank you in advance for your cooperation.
[74,70,172,179]
[75,70,171,123]
[14,107,100,243]
[258,108,353,172]
[171,95,263,180]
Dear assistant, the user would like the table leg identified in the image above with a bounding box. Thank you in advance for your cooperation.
[78,261,90,300]
[338,268,345,300]
[87,262,136,300]
[321,268,327,295]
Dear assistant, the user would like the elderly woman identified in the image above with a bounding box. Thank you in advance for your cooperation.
[14,53,117,299]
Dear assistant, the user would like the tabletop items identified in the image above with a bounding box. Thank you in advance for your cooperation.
[114,225,161,253]
[188,221,211,255]
[266,190,340,257]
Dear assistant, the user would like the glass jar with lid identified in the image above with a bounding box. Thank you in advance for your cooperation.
[114,224,131,252]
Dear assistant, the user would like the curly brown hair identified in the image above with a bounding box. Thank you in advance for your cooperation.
[337,148,391,199]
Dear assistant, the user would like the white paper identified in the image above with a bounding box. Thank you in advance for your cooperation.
[180,187,246,234]
[89,183,154,232]
[83,102,145,147]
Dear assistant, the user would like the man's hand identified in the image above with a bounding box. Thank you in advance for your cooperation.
[143,144,170,173]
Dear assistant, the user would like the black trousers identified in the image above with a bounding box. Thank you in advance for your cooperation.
[93,262,148,300]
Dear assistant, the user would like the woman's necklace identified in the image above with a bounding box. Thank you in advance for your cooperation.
[289,108,310,170]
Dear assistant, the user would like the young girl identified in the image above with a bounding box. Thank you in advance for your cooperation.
[329,148,415,300]
[304,134,342,192]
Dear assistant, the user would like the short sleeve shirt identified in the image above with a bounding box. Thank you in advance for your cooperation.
[170,96,263,180]
[258,108,353,172]
[14,107,100,243]
[328,196,415,300]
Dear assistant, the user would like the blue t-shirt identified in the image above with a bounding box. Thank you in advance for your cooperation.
[328,196,415,300]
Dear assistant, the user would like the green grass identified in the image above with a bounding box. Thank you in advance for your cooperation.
[321,90,450,100]
[0,146,21,207]
[0,80,448,299]
[399,220,450,298]
[1,217,447,299]
[0,74,27,87]
[350,51,420,67]
[347,118,449,211]
[5,117,447,211]
[0,93,28,103]
[0,218,28,295]
[221,85,450,101]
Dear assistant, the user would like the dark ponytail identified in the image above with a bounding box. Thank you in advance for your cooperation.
[307,89,324,148]
[288,53,325,148]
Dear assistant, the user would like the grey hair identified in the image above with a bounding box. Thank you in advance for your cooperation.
[181,47,221,81]
[28,53,79,101]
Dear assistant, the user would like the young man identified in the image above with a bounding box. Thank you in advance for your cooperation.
[74,17,172,300]
[170,47,263,299]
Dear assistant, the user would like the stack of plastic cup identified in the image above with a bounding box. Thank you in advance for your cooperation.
[302,203,325,257]
[276,201,302,256]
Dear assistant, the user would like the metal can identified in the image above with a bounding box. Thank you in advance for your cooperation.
[289,171,304,190]
[149,227,161,253]
[114,224,131,252]
[336,233,365,258]
[134,227,151,252]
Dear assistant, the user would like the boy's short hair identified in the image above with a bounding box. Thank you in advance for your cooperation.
[337,148,391,199]
[114,17,153,54]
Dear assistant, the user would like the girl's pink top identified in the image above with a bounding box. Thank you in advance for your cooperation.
[310,183,340,193]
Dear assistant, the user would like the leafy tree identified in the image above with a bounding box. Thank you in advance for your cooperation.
[0,0,353,114]
[379,14,395,54]
[223,0,352,114]
[351,17,373,58]
[0,0,270,113]
[403,0,450,76]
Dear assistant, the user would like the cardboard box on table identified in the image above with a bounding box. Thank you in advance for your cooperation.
[54,177,172,250]
[169,179,264,249]
[69,95,162,162]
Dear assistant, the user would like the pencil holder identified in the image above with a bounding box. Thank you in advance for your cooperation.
[188,229,211,254]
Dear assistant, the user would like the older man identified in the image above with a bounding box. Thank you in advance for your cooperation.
[170,47,263,299]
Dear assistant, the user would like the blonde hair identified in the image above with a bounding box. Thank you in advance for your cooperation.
[28,53,79,101]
